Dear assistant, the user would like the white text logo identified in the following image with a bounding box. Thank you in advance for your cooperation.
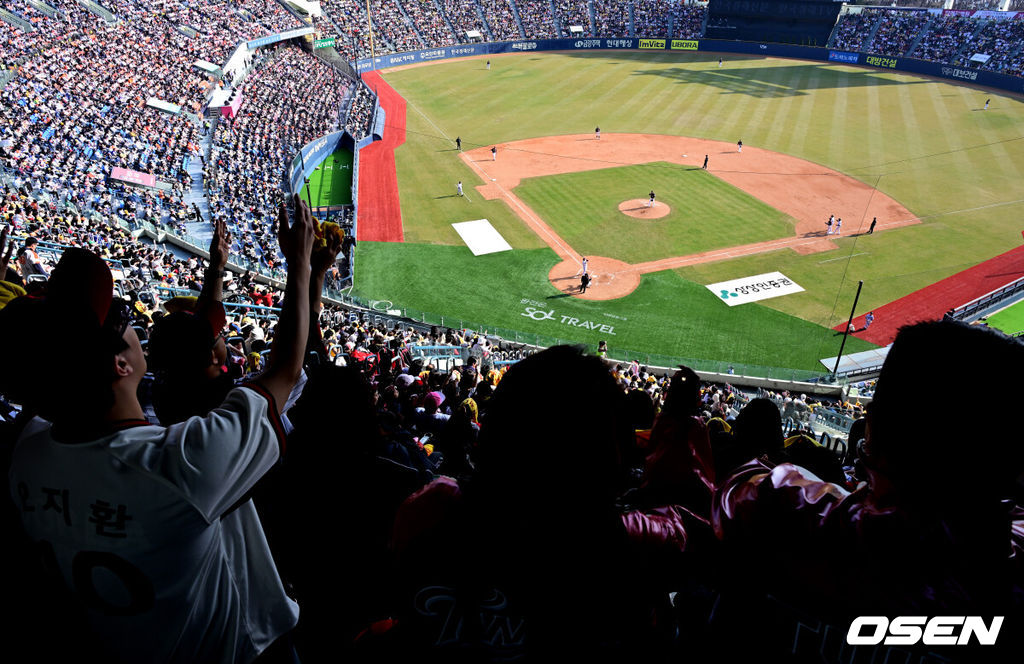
[847,616,1003,646]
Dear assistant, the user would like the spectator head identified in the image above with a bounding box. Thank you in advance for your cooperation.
[661,365,702,418]
[0,248,139,427]
[24,236,38,249]
[732,397,785,457]
[864,320,1024,504]
[475,345,629,513]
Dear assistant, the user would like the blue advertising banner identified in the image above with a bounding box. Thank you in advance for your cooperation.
[246,26,314,51]
[828,50,859,64]
[352,38,1024,108]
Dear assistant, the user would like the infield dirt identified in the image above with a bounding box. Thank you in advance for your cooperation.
[461,133,918,301]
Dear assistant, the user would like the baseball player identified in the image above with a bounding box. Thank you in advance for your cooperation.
[826,214,834,235]
[868,217,877,234]
[486,60,491,70]
[582,257,589,275]
[865,311,875,329]
[984,98,990,110]
[648,190,656,208]
[595,126,601,140]
[835,218,842,235]
[457,181,463,196]
[702,155,708,169]
[737,139,743,153]
[719,57,723,68]
[455,136,462,151]
[580,272,591,293]
[491,146,496,161]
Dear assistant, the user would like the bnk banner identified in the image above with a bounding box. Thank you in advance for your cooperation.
[707,271,804,306]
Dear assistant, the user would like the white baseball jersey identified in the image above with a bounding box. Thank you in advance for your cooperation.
[9,385,298,664]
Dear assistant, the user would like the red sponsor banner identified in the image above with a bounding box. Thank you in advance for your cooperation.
[110,166,157,189]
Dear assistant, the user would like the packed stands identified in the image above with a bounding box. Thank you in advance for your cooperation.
[402,0,456,47]
[913,14,978,62]
[555,0,593,37]
[592,0,630,37]
[672,2,706,39]
[480,0,523,41]
[866,7,930,56]
[205,44,348,277]
[633,0,673,38]
[516,0,559,38]
[439,0,489,42]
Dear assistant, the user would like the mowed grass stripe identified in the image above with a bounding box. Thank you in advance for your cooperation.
[514,162,795,264]
[376,54,1024,367]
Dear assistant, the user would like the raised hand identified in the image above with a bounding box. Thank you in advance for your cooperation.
[209,216,230,272]
[0,226,13,283]
[278,194,314,268]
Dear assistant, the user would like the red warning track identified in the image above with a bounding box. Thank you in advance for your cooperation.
[356,71,405,242]
[836,244,1024,345]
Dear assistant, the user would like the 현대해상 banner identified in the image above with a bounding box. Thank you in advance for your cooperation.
[706,271,805,306]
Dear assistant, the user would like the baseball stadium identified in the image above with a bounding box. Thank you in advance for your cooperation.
[2,0,1024,662]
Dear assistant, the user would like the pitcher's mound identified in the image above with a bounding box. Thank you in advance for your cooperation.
[549,256,641,300]
[619,199,670,219]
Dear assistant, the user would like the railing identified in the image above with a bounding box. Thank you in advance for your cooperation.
[324,288,852,383]
[947,275,1024,322]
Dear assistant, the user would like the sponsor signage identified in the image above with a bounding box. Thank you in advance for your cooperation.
[246,27,314,50]
[639,38,666,50]
[110,167,157,189]
[520,306,618,335]
[450,45,480,56]
[941,66,979,81]
[670,39,699,50]
[511,41,538,50]
[313,37,335,49]
[864,55,898,69]
[575,39,601,48]
[421,49,445,60]
[604,38,634,49]
[706,271,804,306]
[828,50,859,64]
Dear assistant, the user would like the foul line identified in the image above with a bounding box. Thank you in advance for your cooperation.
[818,252,868,264]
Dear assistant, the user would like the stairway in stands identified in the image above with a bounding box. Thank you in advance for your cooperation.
[183,118,215,245]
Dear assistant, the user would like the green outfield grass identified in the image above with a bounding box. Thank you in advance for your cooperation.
[352,52,1024,371]
[300,148,354,207]
[515,163,795,263]
[985,300,1024,336]
[354,241,875,373]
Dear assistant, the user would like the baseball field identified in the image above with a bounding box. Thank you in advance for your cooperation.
[299,147,354,208]
[351,51,1024,374]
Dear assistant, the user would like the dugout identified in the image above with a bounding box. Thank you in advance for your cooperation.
[706,0,843,46]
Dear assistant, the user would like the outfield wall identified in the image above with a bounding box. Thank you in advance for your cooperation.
[354,38,1024,96]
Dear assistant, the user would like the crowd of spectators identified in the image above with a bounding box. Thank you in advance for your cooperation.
[830,10,879,52]
[345,82,378,141]
[967,19,1024,76]
[953,0,1002,9]
[672,3,705,39]
[319,0,403,59]
[480,0,523,41]
[633,0,673,38]
[204,45,348,277]
[440,0,489,42]
[592,0,630,37]
[913,14,978,62]
[401,0,456,47]
[555,0,593,37]
[516,0,559,38]
[4,209,1022,662]
[864,7,930,56]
